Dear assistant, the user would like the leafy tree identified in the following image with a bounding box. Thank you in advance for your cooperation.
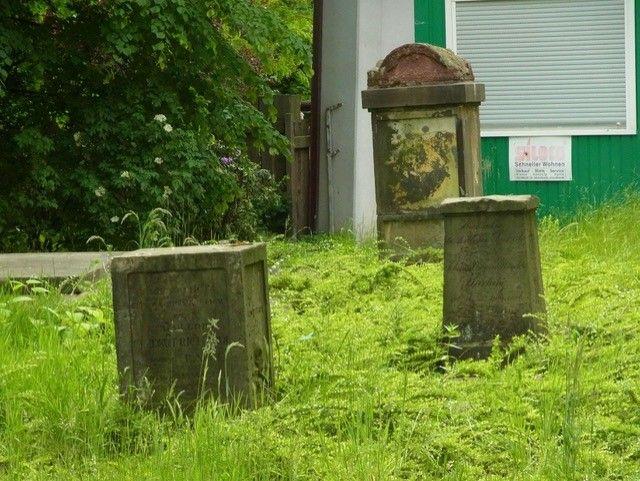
[245,0,313,94]
[0,0,310,251]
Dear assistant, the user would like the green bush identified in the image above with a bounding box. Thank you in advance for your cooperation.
[0,0,310,252]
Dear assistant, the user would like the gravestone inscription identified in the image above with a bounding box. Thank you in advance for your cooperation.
[111,244,272,410]
[438,195,547,359]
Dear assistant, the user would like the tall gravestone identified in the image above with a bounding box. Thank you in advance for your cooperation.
[111,244,273,410]
[362,43,485,255]
[438,195,547,359]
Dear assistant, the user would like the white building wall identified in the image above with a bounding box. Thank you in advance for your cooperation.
[319,0,414,237]
[354,0,415,240]
[317,1,358,233]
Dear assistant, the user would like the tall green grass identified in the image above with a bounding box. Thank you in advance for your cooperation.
[1,196,640,480]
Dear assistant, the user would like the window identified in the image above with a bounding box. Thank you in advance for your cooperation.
[446,0,636,136]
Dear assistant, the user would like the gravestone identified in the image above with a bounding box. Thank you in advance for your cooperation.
[438,195,547,359]
[362,43,485,256]
[111,244,273,410]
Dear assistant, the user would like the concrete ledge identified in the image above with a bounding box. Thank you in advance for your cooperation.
[0,252,123,282]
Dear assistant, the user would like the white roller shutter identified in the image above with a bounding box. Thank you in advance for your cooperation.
[448,0,635,135]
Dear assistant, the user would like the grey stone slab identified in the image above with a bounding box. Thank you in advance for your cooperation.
[439,195,547,359]
[111,244,273,411]
[0,252,121,282]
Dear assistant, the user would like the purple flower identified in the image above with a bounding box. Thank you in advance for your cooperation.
[220,156,235,166]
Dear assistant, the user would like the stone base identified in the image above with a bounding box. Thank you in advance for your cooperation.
[377,213,444,260]
[448,341,494,360]
[111,244,273,411]
[448,338,533,361]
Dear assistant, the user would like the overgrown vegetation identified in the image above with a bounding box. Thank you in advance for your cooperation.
[0,0,312,252]
[1,197,640,479]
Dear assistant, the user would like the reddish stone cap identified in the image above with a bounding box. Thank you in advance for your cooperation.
[438,195,540,215]
[368,43,474,88]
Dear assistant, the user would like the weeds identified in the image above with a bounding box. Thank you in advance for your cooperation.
[88,208,174,251]
[1,197,640,479]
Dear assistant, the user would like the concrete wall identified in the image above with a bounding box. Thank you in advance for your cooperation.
[318,0,414,237]
[317,1,358,234]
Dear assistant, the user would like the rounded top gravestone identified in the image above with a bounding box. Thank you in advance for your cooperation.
[360,43,485,257]
[362,43,484,111]
[367,43,475,88]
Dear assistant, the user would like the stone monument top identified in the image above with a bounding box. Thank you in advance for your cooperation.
[439,195,540,214]
[367,43,475,88]
[117,243,257,257]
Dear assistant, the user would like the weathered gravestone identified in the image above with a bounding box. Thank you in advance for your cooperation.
[362,43,485,256]
[438,195,547,359]
[111,244,273,410]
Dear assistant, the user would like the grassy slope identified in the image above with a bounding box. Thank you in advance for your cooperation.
[1,197,640,480]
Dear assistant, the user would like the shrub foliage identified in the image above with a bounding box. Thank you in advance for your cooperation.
[0,0,311,251]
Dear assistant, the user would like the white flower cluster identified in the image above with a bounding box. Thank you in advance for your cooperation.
[94,186,106,197]
[120,171,131,179]
[154,157,163,165]
[154,113,173,133]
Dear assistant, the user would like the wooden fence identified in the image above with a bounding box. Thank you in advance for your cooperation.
[258,95,313,236]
